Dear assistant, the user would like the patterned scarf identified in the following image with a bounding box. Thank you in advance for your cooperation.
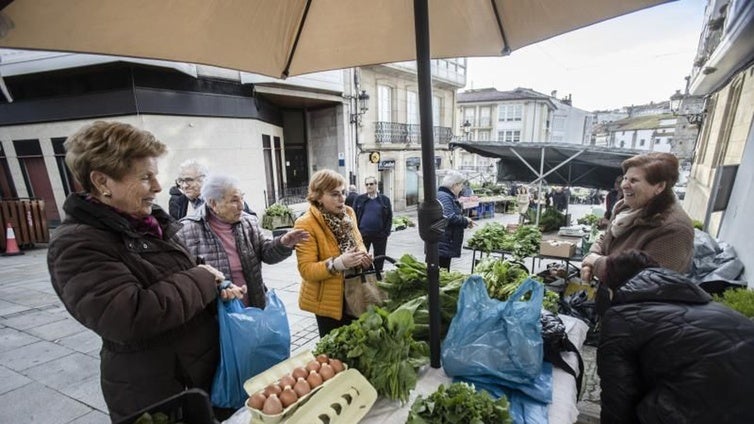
[318,205,357,253]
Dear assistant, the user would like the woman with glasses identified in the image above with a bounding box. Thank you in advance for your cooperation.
[176,173,308,307]
[169,159,207,220]
[437,170,474,271]
[294,169,373,336]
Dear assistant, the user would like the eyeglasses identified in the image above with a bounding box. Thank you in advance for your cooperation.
[176,175,205,185]
[365,182,376,186]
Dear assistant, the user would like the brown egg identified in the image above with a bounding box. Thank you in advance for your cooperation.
[262,394,283,415]
[278,374,296,388]
[279,385,298,408]
[247,391,267,410]
[329,358,345,374]
[292,366,308,380]
[293,377,311,397]
[319,363,335,381]
[263,383,282,397]
[316,353,330,364]
[306,359,321,372]
[306,370,323,388]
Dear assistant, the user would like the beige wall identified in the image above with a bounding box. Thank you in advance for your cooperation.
[684,64,754,235]
[0,115,285,219]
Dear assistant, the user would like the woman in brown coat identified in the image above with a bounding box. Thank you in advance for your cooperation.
[581,152,694,282]
[47,121,244,422]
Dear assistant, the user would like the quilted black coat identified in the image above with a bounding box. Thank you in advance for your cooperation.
[48,194,220,422]
[597,267,754,423]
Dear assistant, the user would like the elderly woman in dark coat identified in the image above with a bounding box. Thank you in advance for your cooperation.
[596,250,754,424]
[437,170,474,271]
[581,152,694,282]
[176,173,308,307]
[47,121,245,422]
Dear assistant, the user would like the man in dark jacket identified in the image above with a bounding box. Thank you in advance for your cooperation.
[597,250,754,424]
[353,177,392,272]
[169,159,208,220]
[345,184,358,208]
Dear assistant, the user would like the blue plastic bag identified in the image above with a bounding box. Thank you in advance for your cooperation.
[442,275,544,384]
[210,289,290,409]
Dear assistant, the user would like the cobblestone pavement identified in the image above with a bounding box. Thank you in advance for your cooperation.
[0,204,601,423]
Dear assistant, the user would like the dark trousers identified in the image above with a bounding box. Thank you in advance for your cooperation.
[315,314,355,338]
[361,234,388,271]
[439,256,452,271]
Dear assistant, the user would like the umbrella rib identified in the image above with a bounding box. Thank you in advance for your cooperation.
[282,0,313,79]
[489,0,510,55]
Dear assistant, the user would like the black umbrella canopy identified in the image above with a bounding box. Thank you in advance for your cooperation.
[0,0,672,368]
[451,142,641,190]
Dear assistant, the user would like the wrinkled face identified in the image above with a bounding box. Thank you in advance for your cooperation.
[104,157,161,218]
[365,178,377,195]
[210,188,245,223]
[621,166,666,210]
[451,182,464,197]
[319,184,346,215]
[177,167,205,200]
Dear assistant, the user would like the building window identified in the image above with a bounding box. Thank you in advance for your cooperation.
[463,107,475,126]
[478,130,490,141]
[497,130,521,142]
[480,107,492,127]
[407,90,419,125]
[497,104,522,121]
[378,84,392,122]
[433,95,442,126]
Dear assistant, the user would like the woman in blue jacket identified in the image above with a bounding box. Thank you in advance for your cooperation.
[436,171,474,271]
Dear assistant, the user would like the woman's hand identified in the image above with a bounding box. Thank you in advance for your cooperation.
[337,250,372,269]
[581,264,594,282]
[280,229,309,248]
[580,253,600,282]
[219,283,247,301]
[198,264,225,282]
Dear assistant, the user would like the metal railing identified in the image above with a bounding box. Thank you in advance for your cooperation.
[374,122,453,144]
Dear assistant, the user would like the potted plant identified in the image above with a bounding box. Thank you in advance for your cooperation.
[262,203,295,230]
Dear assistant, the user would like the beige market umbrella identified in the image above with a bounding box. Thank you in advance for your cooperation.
[0,0,670,366]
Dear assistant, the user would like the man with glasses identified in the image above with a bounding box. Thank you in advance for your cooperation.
[170,159,255,221]
[169,159,208,220]
[353,177,392,272]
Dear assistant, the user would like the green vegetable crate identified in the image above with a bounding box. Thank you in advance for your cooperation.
[245,350,376,424]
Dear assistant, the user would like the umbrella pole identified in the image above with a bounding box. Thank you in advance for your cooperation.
[414,0,443,368]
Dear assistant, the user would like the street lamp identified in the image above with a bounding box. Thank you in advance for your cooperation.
[669,89,705,125]
[462,120,471,140]
[349,90,370,125]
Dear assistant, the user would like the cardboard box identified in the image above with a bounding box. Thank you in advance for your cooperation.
[539,240,576,258]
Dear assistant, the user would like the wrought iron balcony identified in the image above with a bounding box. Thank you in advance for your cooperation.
[374,121,453,144]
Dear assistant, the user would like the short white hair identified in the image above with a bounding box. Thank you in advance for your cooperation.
[201,173,239,203]
[440,170,465,189]
[178,159,208,176]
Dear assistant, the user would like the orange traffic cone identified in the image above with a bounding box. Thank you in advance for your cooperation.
[2,222,24,256]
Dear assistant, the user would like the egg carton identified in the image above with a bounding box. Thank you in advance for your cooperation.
[244,350,352,424]
[286,368,377,424]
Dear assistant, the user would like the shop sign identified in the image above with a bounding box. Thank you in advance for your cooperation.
[378,159,395,170]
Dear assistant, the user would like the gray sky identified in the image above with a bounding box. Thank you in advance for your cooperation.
[464,0,707,111]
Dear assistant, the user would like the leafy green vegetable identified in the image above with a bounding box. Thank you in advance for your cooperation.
[314,307,429,403]
[475,257,559,313]
[406,382,512,424]
[467,223,541,260]
[714,288,754,317]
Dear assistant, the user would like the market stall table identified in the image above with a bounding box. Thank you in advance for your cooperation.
[223,315,588,424]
